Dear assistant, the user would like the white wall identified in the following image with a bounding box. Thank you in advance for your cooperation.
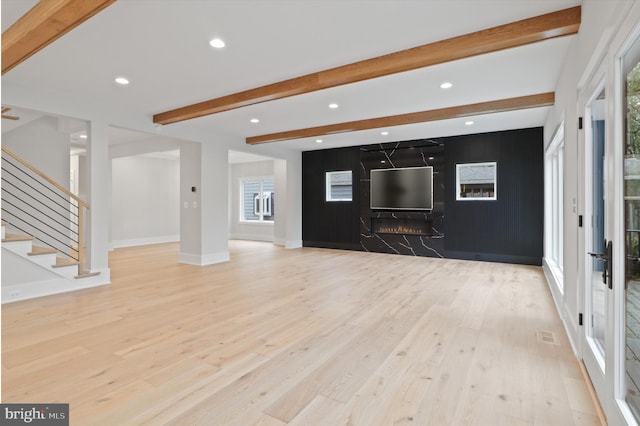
[229,160,275,242]
[2,116,76,257]
[1,57,307,273]
[543,0,635,353]
[2,116,70,186]
[111,154,180,248]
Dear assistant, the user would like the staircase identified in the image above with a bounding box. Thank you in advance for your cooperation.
[2,220,99,279]
[2,220,105,303]
[1,146,106,303]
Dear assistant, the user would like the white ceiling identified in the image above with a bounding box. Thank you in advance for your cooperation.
[1,0,580,152]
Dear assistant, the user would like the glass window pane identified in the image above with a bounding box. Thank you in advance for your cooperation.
[552,155,558,262]
[590,87,606,358]
[456,162,497,200]
[558,147,564,267]
[242,180,261,221]
[263,179,275,220]
[241,178,275,222]
[543,122,563,292]
[326,171,352,201]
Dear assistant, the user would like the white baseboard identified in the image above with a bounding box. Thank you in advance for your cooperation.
[229,233,274,242]
[111,235,179,249]
[542,258,579,356]
[285,240,303,249]
[179,251,230,266]
[2,270,111,304]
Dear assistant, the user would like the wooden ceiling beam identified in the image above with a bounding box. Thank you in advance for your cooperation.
[245,92,554,144]
[2,0,117,75]
[154,6,579,125]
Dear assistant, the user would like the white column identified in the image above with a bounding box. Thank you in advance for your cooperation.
[179,141,202,263]
[285,155,303,248]
[200,142,229,262]
[179,141,229,265]
[273,159,287,246]
[86,120,111,279]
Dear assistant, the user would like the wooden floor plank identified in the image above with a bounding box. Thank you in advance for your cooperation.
[1,241,602,425]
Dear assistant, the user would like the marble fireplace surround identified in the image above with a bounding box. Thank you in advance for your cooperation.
[359,140,445,258]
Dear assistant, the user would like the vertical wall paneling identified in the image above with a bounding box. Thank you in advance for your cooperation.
[301,127,543,265]
[443,127,543,264]
[302,147,361,249]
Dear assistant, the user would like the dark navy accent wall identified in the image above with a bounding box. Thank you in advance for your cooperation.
[302,147,361,249]
[301,127,544,265]
[443,127,543,265]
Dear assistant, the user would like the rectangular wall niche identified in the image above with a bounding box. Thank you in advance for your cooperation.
[371,217,432,236]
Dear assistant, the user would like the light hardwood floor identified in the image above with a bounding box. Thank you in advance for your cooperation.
[3,241,602,425]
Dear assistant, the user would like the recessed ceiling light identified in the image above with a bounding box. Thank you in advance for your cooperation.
[428,156,434,160]
[79,134,88,139]
[465,120,474,125]
[440,82,452,89]
[250,118,259,123]
[316,139,323,143]
[209,38,226,48]
[329,103,339,109]
[381,131,389,136]
[115,77,129,85]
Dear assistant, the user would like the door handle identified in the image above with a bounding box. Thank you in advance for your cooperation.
[606,239,613,290]
[588,239,613,289]
[588,252,607,260]
[588,250,608,286]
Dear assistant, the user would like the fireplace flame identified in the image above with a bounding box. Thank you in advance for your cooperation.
[375,225,425,235]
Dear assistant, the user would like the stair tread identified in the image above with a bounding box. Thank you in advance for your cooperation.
[75,271,101,279]
[53,257,79,268]
[2,233,34,242]
[28,246,58,256]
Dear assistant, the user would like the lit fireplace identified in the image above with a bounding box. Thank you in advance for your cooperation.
[371,218,431,236]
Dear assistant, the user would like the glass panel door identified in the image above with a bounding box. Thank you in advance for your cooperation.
[623,36,640,421]
[587,87,608,366]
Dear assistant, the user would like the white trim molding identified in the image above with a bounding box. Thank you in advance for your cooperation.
[179,251,230,266]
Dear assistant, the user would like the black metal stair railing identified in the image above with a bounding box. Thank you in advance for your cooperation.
[1,146,90,275]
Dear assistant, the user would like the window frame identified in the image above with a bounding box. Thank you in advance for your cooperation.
[544,122,564,292]
[239,177,275,223]
[325,170,353,202]
[455,162,497,201]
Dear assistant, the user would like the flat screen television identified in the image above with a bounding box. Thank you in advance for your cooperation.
[370,166,433,210]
